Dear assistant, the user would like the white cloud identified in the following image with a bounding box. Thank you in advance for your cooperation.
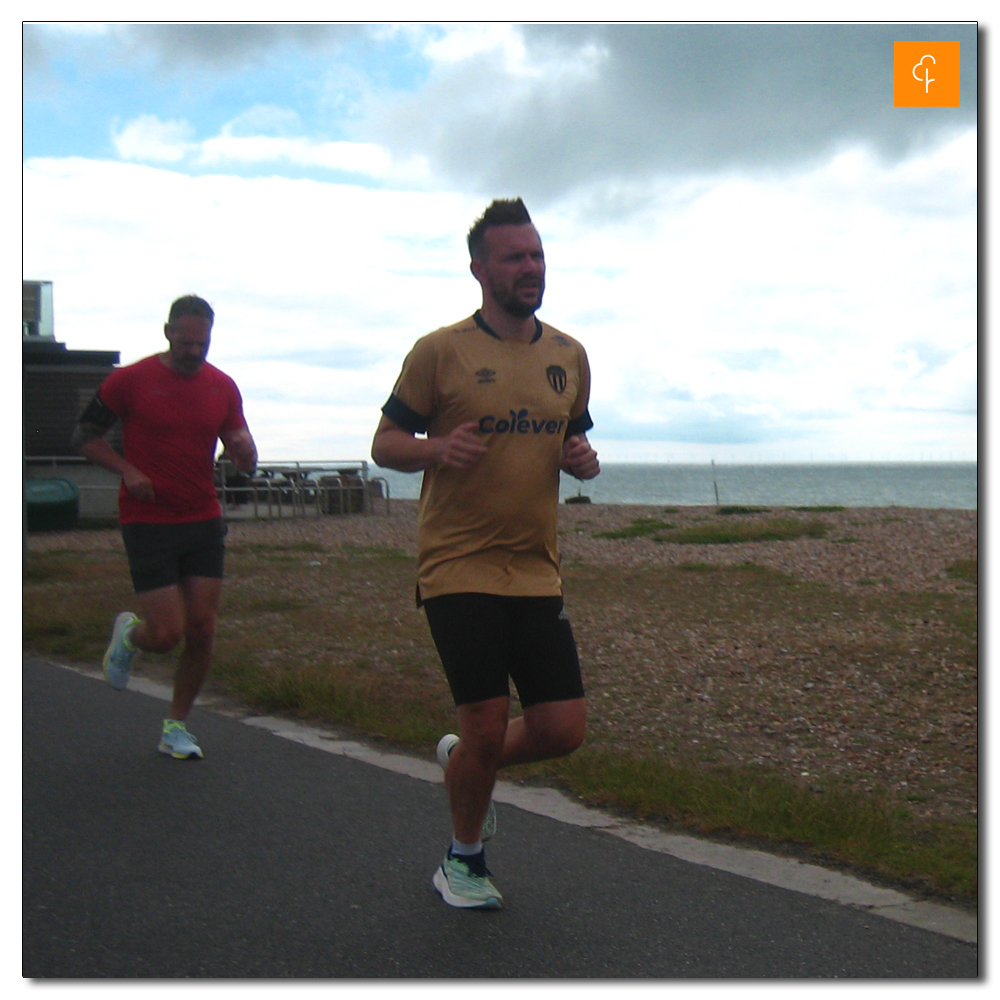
[112,114,195,162]
[109,111,435,186]
[23,117,976,464]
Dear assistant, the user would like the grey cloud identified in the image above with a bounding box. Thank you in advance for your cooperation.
[118,24,364,70]
[22,25,49,75]
[596,412,793,446]
[374,23,977,203]
[596,396,794,444]
[23,23,367,79]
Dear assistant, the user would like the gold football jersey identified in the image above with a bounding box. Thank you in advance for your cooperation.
[383,312,593,600]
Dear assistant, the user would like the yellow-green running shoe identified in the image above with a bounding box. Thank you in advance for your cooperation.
[159,720,204,759]
[432,851,502,909]
[102,612,139,691]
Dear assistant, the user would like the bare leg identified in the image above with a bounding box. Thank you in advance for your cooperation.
[131,585,184,653]
[446,697,586,844]
[169,577,222,720]
[499,697,586,767]
[131,577,222,720]
[447,697,509,844]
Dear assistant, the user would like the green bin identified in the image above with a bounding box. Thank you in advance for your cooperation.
[25,478,80,531]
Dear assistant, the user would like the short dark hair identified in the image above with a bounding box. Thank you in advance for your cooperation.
[167,295,214,327]
[467,198,533,261]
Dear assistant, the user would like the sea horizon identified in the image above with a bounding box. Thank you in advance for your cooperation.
[373,460,977,510]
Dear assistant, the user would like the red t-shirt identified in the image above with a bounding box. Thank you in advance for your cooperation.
[98,355,247,524]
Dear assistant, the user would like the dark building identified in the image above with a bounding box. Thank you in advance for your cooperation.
[22,280,121,457]
[23,280,122,518]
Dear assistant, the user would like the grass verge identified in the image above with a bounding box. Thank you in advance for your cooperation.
[23,535,977,905]
[517,750,976,901]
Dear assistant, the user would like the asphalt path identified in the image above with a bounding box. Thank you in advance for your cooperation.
[23,656,978,979]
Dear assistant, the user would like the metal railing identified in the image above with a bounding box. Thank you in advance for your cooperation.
[24,456,391,521]
[218,460,391,520]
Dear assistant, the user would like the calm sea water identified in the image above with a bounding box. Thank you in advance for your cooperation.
[374,462,977,510]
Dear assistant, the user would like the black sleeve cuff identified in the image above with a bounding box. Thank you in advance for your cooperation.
[566,408,594,438]
[382,394,429,435]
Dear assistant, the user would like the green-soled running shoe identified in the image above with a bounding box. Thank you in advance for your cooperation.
[158,720,204,759]
[432,851,502,909]
[102,612,140,691]
[436,733,497,841]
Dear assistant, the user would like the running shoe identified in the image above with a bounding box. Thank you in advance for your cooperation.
[102,612,140,691]
[158,720,204,759]
[432,851,502,909]
[436,733,497,841]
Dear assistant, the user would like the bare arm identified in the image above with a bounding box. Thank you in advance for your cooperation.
[561,433,600,481]
[73,421,156,504]
[371,415,487,473]
[219,425,258,474]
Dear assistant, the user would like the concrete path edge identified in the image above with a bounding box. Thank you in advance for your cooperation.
[44,659,977,945]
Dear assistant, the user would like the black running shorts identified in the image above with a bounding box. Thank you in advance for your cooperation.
[120,517,227,594]
[422,592,585,708]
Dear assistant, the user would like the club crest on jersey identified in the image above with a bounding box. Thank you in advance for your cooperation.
[546,365,567,394]
[476,368,496,383]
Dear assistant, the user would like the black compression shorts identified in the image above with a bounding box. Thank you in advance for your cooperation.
[120,518,227,594]
[422,592,585,708]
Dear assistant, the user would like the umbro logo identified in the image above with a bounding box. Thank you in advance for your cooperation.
[476,368,496,383]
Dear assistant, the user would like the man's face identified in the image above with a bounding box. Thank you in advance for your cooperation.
[473,223,546,318]
[164,314,212,375]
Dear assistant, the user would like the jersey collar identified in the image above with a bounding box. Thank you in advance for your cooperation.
[473,310,543,344]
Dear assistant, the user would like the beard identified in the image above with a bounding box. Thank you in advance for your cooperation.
[495,276,545,318]
[173,352,206,375]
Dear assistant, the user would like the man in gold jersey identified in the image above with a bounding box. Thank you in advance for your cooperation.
[372,199,600,908]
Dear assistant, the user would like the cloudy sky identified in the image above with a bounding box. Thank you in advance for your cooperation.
[23,20,978,464]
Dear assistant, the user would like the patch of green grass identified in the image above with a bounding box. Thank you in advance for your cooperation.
[246,598,313,614]
[654,518,828,545]
[75,517,122,531]
[521,750,976,900]
[596,518,676,539]
[211,646,453,747]
[23,562,77,584]
[946,559,977,586]
[716,505,771,515]
[230,541,326,554]
[790,505,846,512]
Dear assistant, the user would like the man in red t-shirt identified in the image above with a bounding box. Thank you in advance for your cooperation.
[75,295,257,759]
